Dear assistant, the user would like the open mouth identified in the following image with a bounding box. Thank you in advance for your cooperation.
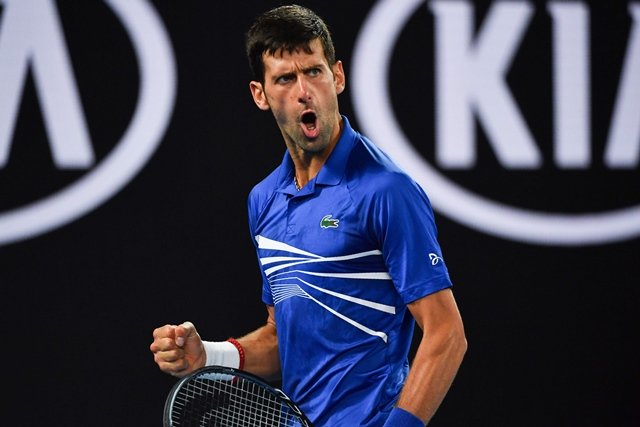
[300,111,319,139]
[301,112,317,128]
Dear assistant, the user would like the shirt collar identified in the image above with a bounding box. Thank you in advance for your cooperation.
[316,115,356,186]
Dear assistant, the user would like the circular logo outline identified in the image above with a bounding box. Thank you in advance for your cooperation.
[351,0,640,246]
[0,0,177,246]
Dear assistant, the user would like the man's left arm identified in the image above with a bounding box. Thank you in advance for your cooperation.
[390,288,467,426]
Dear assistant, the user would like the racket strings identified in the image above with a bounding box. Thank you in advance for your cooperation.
[171,374,305,426]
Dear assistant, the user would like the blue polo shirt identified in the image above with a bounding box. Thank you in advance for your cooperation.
[247,116,452,426]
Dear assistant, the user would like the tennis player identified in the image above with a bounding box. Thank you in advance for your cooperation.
[151,5,467,426]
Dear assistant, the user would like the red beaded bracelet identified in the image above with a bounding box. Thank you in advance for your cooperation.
[226,338,245,370]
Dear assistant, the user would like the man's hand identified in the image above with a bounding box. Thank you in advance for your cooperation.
[149,321,206,377]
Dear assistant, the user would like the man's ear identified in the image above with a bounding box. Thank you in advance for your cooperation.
[333,60,346,95]
[249,81,270,111]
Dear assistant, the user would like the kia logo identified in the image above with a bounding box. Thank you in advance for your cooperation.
[352,0,640,246]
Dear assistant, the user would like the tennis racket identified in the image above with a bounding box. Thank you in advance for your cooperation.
[163,365,313,427]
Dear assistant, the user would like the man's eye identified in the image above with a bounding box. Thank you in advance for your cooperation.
[307,68,321,76]
[276,75,294,84]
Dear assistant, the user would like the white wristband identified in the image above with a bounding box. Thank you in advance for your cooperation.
[202,340,240,368]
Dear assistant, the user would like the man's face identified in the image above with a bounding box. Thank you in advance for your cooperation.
[250,39,345,155]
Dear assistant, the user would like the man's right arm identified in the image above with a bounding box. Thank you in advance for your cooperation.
[236,305,280,380]
[150,305,279,379]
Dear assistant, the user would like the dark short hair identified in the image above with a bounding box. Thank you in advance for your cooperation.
[245,4,336,83]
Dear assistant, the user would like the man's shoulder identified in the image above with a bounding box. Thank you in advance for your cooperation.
[251,166,281,193]
[248,164,284,212]
[347,135,416,190]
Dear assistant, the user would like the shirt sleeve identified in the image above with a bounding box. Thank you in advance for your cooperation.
[370,172,452,304]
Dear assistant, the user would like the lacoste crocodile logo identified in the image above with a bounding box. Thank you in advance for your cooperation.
[320,214,340,229]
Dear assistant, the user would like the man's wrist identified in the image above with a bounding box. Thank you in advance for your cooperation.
[383,407,424,427]
[202,340,243,369]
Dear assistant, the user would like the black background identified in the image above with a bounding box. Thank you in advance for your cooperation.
[1,1,638,426]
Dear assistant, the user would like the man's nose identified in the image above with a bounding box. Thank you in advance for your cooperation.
[297,77,311,102]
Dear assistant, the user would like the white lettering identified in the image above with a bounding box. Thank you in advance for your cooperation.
[548,2,591,168]
[430,1,541,169]
[605,3,640,168]
[0,0,93,169]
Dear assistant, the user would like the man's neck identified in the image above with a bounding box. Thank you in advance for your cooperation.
[290,116,343,188]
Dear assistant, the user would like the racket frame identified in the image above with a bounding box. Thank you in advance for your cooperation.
[163,365,313,427]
